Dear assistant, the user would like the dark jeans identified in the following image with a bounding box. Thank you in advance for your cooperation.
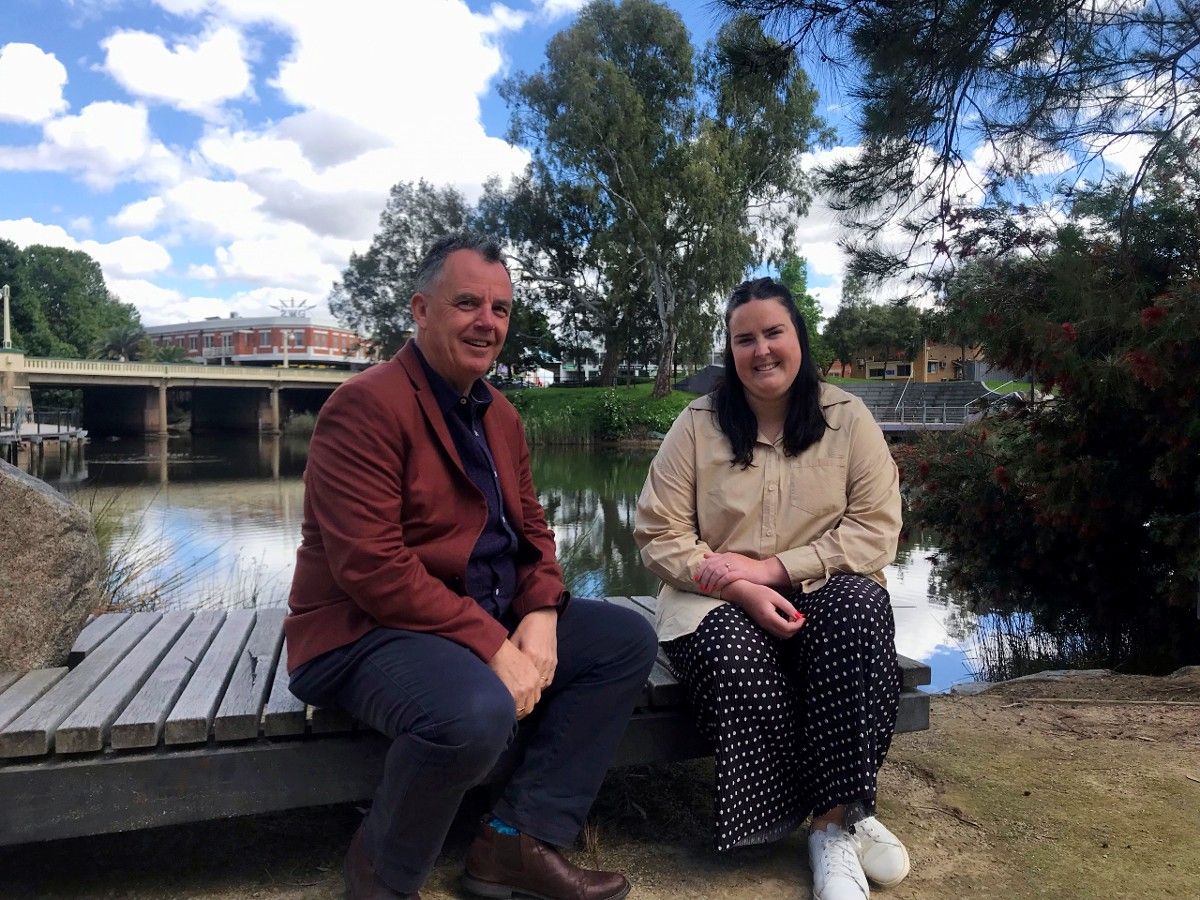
[289,599,657,893]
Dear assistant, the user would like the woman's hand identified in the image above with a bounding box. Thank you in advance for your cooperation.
[694,552,788,594]
[723,581,805,640]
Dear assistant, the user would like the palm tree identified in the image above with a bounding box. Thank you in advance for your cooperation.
[93,323,149,361]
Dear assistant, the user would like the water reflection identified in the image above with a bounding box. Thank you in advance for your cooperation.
[39,435,979,691]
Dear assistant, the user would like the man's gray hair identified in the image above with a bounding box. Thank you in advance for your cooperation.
[414,232,508,294]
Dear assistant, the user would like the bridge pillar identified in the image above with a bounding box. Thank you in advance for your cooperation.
[262,386,281,435]
[150,382,168,436]
[1,350,30,414]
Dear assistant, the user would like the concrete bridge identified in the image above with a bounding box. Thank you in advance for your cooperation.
[0,351,354,436]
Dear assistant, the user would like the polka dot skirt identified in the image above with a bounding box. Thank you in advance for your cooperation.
[663,573,901,851]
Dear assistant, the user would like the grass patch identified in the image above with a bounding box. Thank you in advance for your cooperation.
[984,379,1032,393]
[507,384,698,445]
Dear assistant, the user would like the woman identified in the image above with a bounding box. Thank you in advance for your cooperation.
[635,277,908,900]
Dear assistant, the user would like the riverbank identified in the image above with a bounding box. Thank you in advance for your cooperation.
[5,670,1196,898]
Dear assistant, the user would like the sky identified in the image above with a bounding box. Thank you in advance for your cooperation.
[0,0,1144,331]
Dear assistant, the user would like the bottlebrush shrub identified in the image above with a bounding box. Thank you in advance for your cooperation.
[901,148,1200,671]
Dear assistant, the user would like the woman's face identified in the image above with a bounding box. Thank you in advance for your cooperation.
[728,296,803,406]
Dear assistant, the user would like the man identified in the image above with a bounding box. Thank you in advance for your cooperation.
[284,233,658,900]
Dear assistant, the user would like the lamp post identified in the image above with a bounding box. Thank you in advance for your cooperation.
[281,329,292,369]
[2,284,11,350]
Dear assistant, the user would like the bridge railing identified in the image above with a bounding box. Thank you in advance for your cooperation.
[21,357,353,383]
[1,405,80,435]
[866,401,978,425]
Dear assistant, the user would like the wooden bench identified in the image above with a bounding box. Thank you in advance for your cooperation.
[0,597,931,847]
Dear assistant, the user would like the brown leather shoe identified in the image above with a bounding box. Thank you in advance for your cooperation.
[462,822,630,900]
[344,822,422,899]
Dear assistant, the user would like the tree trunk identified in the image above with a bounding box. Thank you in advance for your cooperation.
[598,330,623,386]
[652,320,676,397]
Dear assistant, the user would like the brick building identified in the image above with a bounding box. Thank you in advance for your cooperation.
[144,314,370,368]
[833,341,984,383]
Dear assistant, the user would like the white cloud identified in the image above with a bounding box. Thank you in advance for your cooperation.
[0,43,69,124]
[164,0,531,242]
[135,284,327,326]
[0,217,172,279]
[536,0,589,18]
[0,101,182,189]
[69,215,93,233]
[110,196,165,231]
[85,235,172,276]
[102,25,252,114]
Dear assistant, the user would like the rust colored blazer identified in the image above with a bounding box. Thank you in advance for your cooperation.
[283,341,566,672]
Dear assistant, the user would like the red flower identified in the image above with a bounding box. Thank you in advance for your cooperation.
[918,460,931,479]
[1061,322,1077,342]
[1140,305,1166,327]
[1123,349,1162,387]
[993,465,1010,486]
[983,313,1001,329]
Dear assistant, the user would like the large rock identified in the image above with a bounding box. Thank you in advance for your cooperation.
[0,458,102,671]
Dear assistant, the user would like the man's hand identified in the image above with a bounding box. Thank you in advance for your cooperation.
[488,640,543,720]
[694,552,788,594]
[510,608,558,690]
[722,581,805,640]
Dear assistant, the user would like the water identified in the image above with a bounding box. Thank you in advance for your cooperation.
[31,435,981,692]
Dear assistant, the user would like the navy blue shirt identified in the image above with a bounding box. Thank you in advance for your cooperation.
[414,344,520,622]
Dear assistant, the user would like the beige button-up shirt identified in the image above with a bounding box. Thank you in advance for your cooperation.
[634,383,902,642]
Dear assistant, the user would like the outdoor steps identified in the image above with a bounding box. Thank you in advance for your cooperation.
[0,600,932,846]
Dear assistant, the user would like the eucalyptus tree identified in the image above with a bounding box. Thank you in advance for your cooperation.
[504,0,827,396]
[329,180,472,357]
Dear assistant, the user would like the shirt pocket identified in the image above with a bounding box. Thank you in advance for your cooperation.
[788,458,847,517]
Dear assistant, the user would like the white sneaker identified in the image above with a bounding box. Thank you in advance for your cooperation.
[808,823,869,900]
[849,816,911,888]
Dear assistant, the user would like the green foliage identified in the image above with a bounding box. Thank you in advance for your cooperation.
[329,181,471,357]
[0,240,141,358]
[724,0,1200,280]
[504,0,829,396]
[93,322,150,361]
[149,343,192,363]
[822,279,929,373]
[777,252,832,372]
[509,383,697,444]
[898,152,1200,669]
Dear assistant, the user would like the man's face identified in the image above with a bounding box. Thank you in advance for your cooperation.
[411,249,513,394]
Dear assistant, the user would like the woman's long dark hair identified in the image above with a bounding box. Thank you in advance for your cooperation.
[713,276,829,468]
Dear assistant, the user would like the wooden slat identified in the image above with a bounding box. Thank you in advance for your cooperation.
[896,653,931,689]
[647,656,684,707]
[0,669,68,731]
[110,611,226,750]
[0,614,160,758]
[55,612,194,754]
[213,608,286,742]
[263,639,307,737]
[0,673,21,696]
[164,609,256,745]
[67,613,129,667]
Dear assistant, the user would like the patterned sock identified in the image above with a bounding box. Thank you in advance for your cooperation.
[488,816,519,836]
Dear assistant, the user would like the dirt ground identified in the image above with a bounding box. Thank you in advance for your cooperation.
[3,670,1197,899]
